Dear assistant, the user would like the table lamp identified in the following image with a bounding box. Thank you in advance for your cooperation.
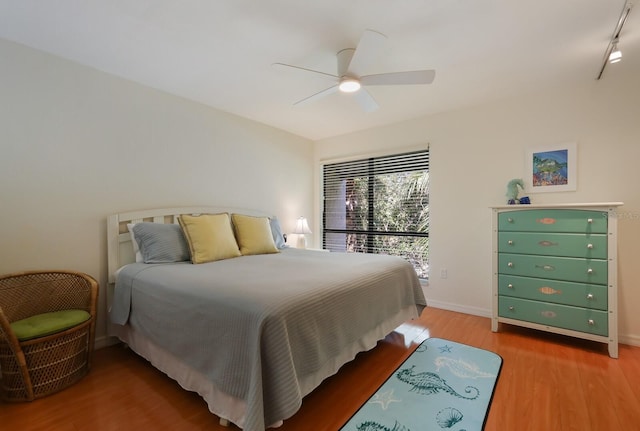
[293,217,312,249]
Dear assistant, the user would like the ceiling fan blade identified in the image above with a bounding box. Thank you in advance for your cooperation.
[353,88,379,112]
[293,85,339,106]
[346,29,387,77]
[360,70,436,86]
[272,63,338,80]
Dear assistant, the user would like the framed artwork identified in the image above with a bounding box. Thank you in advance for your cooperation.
[526,142,577,193]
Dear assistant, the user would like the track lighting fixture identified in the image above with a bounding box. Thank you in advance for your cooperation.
[597,2,633,79]
[609,39,622,63]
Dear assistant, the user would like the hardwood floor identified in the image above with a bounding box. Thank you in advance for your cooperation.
[1,307,639,430]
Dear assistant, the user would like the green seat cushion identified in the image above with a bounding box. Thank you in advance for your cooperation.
[11,310,91,341]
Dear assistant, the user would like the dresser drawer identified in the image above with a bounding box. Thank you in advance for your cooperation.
[498,275,608,310]
[498,232,607,258]
[498,297,608,336]
[498,253,607,284]
[498,209,607,233]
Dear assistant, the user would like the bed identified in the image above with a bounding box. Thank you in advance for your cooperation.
[107,206,426,431]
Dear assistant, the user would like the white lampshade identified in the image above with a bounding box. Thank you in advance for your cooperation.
[293,217,312,234]
[293,217,311,249]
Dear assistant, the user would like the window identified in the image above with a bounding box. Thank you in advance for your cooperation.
[322,149,429,278]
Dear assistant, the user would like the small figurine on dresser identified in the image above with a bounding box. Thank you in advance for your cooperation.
[505,178,530,204]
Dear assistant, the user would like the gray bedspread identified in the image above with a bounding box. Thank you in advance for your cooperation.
[111,248,426,431]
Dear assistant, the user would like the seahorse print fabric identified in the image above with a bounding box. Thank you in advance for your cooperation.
[340,338,503,431]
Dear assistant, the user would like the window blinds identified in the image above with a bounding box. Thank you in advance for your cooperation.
[322,149,429,278]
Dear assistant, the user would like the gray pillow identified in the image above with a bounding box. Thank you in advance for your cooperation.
[131,222,190,263]
[269,217,288,249]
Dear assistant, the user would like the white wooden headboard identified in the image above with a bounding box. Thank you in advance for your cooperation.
[106,206,273,285]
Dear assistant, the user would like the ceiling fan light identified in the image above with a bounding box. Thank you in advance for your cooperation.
[339,79,361,93]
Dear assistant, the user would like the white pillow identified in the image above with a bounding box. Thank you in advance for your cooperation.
[127,223,143,263]
[131,222,191,263]
[269,217,288,249]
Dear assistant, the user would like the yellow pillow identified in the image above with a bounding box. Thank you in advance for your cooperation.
[231,214,280,256]
[178,213,241,264]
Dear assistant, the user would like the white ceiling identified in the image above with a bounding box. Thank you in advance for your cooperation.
[0,1,637,141]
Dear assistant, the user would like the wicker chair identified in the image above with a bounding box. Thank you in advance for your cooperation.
[0,270,98,402]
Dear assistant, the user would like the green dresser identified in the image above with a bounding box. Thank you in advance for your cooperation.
[492,204,622,358]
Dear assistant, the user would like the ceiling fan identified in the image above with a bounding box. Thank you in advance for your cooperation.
[273,29,435,112]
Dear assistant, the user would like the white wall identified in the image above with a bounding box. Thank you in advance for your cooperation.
[3,34,639,349]
[315,66,640,346]
[0,39,314,345]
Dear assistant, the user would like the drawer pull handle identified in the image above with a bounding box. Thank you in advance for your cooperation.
[507,218,514,223]
[508,306,514,311]
[508,283,514,289]
[535,264,555,271]
[588,319,595,325]
[587,218,593,223]
[587,243,594,249]
[538,240,557,247]
[587,268,594,274]
[507,262,514,267]
[508,240,513,245]
[539,286,560,295]
[587,293,594,300]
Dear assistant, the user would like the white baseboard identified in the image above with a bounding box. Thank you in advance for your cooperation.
[619,333,640,348]
[425,300,640,348]
[425,299,492,318]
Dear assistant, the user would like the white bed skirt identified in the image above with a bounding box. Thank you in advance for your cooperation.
[108,305,419,429]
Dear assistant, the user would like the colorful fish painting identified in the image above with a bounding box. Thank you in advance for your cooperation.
[532,150,569,186]
[540,310,557,318]
[536,218,557,224]
[538,240,558,247]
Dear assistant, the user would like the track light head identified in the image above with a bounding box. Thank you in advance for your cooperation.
[609,41,622,63]
[596,2,633,79]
